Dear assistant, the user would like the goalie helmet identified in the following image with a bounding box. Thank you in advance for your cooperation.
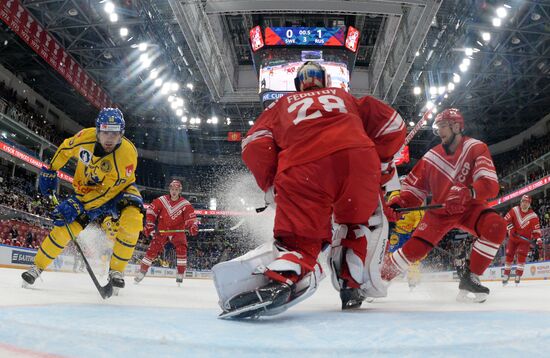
[294,61,330,91]
[96,108,125,134]
[432,108,464,136]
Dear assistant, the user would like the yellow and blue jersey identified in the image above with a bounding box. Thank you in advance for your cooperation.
[49,127,140,211]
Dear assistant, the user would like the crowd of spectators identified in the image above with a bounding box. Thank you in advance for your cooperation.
[493,134,550,178]
[0,173,50,217]
[493,134,550,196]
[0,81,64,145]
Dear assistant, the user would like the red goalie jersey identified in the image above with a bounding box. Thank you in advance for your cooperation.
[400,137,500,208]
[504,206,542,240]
[242,87,406,191]
[146,195,198,237]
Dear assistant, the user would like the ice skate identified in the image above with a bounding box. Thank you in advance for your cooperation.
[105,270,125,297]
[340,288,367,310]
[219,281,292,320]
[22,266,43,288]
[456,268,489,303]
[176,273,184,286]
[515,275,521,286]
[134,271,146,284]
[502,274,509,286]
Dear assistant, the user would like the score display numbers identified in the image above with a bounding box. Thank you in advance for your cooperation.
[264,27,346,46]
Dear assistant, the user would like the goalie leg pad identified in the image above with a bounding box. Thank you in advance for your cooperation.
[330,199,390,298]
[213,240,327,318]
[362,199,390,298]
[330,224,369,290]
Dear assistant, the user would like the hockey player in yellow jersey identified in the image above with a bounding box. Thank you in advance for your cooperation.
[22,108,144,295]
[387,191,424,290]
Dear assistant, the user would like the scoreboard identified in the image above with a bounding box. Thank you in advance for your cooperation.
[249,25,360,108]
[264,27,346,46]
[250,25,360,52]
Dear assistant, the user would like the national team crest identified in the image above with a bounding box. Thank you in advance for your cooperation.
[79,148,92,164]
[100,160,111,173]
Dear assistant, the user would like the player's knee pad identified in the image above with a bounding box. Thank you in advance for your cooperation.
[35,222,83,270]
[117,206,144,238]
[476,211,507,245]
[401,236,433,263]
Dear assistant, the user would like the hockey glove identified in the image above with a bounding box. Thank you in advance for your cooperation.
[387,195,407,210]
[383,199,402,223]
[186,221,199,236]
[143,222,155,237]
[445,184,473,215]
[50,196,85,226]
[39,166,58,197]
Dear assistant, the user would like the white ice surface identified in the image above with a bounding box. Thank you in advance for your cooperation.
[0,268,549,358]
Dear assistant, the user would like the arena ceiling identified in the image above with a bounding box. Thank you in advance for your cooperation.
[0,0,548,164]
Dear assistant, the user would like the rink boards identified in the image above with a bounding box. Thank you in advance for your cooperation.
[0,244,213,279]
[1,243,549,281]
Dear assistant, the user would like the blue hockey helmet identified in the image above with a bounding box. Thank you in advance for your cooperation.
[96,108,125,134]
[294,61,330,92]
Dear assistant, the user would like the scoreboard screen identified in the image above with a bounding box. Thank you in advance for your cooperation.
[264,27,346,46]
[258,48,350,93]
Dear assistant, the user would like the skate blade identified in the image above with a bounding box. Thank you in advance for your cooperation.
[342,301,364,310]
[22,281,32,289]
[218,300,273,320]
[456,289,488,303]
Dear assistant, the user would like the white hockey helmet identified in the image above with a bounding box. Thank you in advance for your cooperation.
[294,61,331,91]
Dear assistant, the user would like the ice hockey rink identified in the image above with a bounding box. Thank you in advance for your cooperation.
[0,268,549,358]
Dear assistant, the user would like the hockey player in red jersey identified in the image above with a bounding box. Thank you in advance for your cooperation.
[382,108,507,303]
[502,195,542,285]
[212,61,405,318]
[134,180,199,285]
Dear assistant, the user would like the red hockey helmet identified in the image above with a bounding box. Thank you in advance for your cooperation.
[169,180,182,191]
[520,194,531,204]
[432,108,464,135]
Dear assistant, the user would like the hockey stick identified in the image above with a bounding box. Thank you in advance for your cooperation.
[395,204,443,212]
[158,229,213,233]
[51,193,112,299]
[255,205,268,213]
[403,93,445,147]
[516,234,537,248]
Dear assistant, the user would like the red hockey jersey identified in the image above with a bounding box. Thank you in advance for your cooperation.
[146,195,197,236]
[504,206,541,240]
[242,87,405,191]
[400,136,500,208]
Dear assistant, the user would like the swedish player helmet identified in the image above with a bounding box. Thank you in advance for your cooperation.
[432,108,464,136]
[294,61,331,92]
[96,108,125,134]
